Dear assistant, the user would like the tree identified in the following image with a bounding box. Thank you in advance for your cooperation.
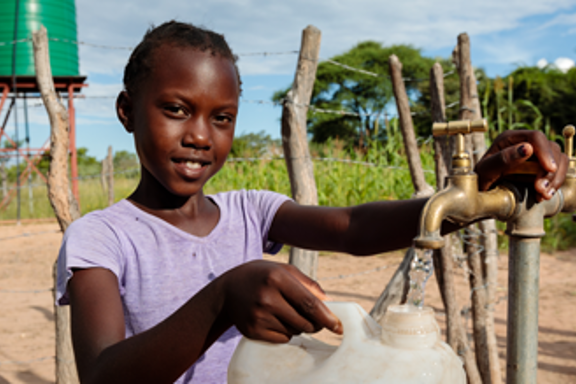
[477,65,576,143]
[230,131,280,157]
[76,147,100,176]
[113,150,138,172]
[273,41,435,146]
[37,147,102,178]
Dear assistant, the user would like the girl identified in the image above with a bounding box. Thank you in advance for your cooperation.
[57,21,566,384]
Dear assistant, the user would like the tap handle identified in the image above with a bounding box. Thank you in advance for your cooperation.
[432,119,488,137]
[433,119,488,172]
[563,125,576,175]
[563,125,575,160]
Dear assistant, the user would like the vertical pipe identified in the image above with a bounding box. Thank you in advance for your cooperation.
[12,0,20,223]
[24,93,33,215]
[68,84,79,207]
[506,237,541,384]
[13,96,20,221]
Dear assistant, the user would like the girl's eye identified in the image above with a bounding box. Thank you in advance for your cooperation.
[165,105,187,117]
[215,114,234,124]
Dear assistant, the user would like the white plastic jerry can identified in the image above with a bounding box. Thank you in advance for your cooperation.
[228,302,466,384]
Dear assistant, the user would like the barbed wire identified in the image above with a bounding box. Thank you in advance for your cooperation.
[10,94,457,122]
[2,152,438,192]
[48,37,132,50]
[322,58,456,82]
[323,59,380,78]
[237,50,299,57]
[0,37,456,86]
[0,37,302,57]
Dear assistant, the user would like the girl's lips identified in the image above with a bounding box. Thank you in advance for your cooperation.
[172,159,209,179]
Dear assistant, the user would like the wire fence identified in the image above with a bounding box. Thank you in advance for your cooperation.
[0,33,504,376]
[0,153,438,193]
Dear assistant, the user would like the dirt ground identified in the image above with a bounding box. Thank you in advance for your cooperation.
[0,222,575,383]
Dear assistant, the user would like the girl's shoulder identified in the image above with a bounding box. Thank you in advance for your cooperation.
[67,199,135,231]
[64,199,144,246]
[209,189,291,212]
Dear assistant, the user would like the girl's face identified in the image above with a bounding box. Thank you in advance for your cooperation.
[118,44,240,198]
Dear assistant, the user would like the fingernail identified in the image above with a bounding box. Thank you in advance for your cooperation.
[549,188,556,197]
[332,321,343,334]
[543,180,550,189]
[551,158,558,171]
[517,145,527,157]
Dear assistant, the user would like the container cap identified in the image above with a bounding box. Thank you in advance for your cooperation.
[380,305,440,349]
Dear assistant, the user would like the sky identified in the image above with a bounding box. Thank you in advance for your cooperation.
[4,0,576,160]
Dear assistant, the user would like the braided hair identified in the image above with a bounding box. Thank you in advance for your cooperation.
[123,20,241,96]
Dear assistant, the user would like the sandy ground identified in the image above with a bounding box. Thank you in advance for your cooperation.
[0,222,575,383]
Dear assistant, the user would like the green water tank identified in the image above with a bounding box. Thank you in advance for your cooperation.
[0,0,79,77]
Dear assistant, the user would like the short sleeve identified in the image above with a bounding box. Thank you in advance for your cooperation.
[245,190,291,254]
[56,213,125,305]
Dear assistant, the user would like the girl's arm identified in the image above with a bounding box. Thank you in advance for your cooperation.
[69,261,341,384]
[268,198,428,255]
[268,130,568,255]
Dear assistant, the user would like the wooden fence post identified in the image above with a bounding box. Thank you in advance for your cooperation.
[370,55,435,321]
[456,32,502,384]
[100,156,108,193]
[430,62,482,384]
[106,146,114,207]
[281,25,321,279]
[389,54,434,198]
[369,248,413,321]
[1,162,6,198]
[33,25,80,384]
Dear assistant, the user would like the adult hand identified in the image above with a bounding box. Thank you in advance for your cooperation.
[219,260,342,343]
[475,130,568,201]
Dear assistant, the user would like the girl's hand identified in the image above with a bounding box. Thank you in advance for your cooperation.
[219,260,343,343]
[475,130,568,201]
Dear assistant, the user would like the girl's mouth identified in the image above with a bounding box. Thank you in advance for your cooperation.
[184,160,202,170]
[173,159,210,178]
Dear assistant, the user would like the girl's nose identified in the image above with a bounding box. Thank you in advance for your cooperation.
[182,118,211,149]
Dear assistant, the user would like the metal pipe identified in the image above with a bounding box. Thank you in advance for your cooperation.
[12,0,20,224]
[415,122,576,384]
[506,237,540,384]
[504,185,561,384]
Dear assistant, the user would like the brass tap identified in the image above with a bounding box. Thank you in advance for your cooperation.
[560,125,576,212]
[432,119,487,173]
[414,119,516,249]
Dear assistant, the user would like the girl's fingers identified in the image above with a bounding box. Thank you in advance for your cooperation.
[477,136,567,201]
[523,131,558,174]
[253,300,315,341]
[484,130,558,174]
[289,268,329,301]
[476,143,533,191]
[279,266,342,335]
[534,154,568,202]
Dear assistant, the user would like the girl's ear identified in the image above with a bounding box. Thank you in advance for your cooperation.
[116,91,134,133]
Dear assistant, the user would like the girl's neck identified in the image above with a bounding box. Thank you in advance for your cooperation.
[127,167,220,237]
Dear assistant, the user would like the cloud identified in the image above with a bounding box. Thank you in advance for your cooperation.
[555,57,575,72]
[538,11,576,30]
[537,58,549,68]
[75,0,576,76]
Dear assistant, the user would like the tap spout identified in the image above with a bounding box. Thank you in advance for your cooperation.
[414,174,517,249]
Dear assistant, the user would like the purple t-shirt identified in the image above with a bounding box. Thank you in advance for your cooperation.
[56,189,290,384]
